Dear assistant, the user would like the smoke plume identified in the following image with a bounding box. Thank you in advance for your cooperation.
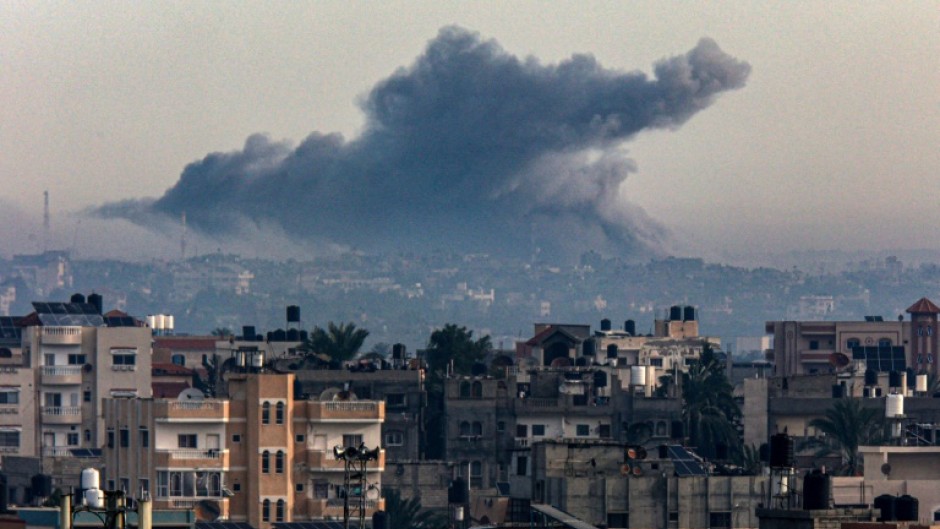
[103,27,750,260]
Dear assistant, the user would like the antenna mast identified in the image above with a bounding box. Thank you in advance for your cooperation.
[43,190,50,252]
[180,212,187,261]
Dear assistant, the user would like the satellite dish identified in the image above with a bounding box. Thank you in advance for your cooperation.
[620,464,631,476]
[178,388,205,401]
[881,463,892,476]
[829,353,850,369]
[365,486,380,501]
[194,499,221,521]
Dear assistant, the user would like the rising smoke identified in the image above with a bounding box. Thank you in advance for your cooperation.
[102,27,750,261]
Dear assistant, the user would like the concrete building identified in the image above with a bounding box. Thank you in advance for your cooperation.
[102,372,386,529]
[859,445,940,524]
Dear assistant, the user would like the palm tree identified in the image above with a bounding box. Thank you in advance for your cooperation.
[425,323,492,377]
[383,489,446,529]
[210,327,233,337]
[681,345,741,460]
[300,322,369,366]
[808,398,885,475]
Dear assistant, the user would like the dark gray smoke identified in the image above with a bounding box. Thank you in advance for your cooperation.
[104,27,750,260]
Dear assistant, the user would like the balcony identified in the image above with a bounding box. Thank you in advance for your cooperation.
[154,400,229,422]
[153,497,229,518]
[304,401,384,422]
[41,365,83,385]
[154,449,230,469]
[306,498,384,518]
[42,446,75,458]
[306,449,385,472]
[41,326,82,345]
[42,406,82,424]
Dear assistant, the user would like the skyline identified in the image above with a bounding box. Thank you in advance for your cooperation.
[2,2,938,263]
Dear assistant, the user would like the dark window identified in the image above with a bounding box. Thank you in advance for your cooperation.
[343,434,363,448]
[516,456,528,476]
[83,390,91,402]
[295,434,305,444]
[232,434,241,443]
[386,393,406,407]
[532,424,546,436]
[460,421,471,436]
[233,483,241,492]
[140,428,149,447]
[262,402,270,424]
[295,483,304,493]
[710,512,732,528]
[471,381,483,398]
[276,402,285,424]
[472,421,483,436]
[879,338,892,348]
[0,391,18,404]
[112,353,136,365]
[107,430,114,448]
[276,499,285,521]
[262,451,270,473]
[650,358,663,367]
[496,421,505,432]
[608,513,629,528]
[68,354,86,365]
[276,450,285,473]
[84,429,91,442]
[120,428,129,447]
[178,434,197,448]
[262,500,270,522]
[809,340,819,350]
[599,424,611,438]
[67,433,79,446]
[171,354,185,366]
[847,338,860,350]
[572,394,588,406]
[385,432,404,446]
[459,381,471,398]
[669,512,679,522]
[576,424,590,436]
[516,424,528,437]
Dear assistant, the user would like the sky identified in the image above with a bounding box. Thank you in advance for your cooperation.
[1,2,938,263]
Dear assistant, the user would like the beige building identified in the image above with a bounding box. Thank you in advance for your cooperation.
[103,372,385,529]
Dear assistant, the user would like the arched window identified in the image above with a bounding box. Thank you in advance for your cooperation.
[470,461,483,483]
[276,402,285,424]
[276,450,285,473]
[656,421,667,437]
[879,338,892,348]
[262,402,270,424]
[472,421,483,436]
[262,500,270,522]
[846,338,860,350]
[459,381,471,398]
[276,499,285,522]
[209,474,221,496]
[471,381,483,398]
[459,421,471,436]
[262,450,270,473]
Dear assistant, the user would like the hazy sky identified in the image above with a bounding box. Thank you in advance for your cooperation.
[2,2,938,262]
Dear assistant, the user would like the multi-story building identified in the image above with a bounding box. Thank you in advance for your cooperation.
[103,372,386,529]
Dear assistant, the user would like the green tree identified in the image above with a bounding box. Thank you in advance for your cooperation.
[808,398,885,475]
[300,321,369,366]
[681,344,741,460]
[210,327,233,337]
[425,324,492,377]
[383,489,447,529]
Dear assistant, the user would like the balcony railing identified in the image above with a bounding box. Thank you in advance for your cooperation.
[166,449,224,460]
[305,400,384,421]
[41,365,83,384]
[43,406,81,416]
[42,326,82,344]
[42,446,74,457]
[154,400,228,421]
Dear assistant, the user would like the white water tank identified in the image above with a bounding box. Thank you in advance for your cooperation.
[630,366,646,386]
[165,315,175,331]
[917,374,928,393]
[250,351,265,368]
[886,393,904,418]
[647,365,657,387]
[154,314,166,330]
[81,468,99,490]
[146,315,156,329]
[84,489,104,509]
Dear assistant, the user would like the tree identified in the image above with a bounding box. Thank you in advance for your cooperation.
[808,398,885,475]
[300,322,369,366]
[425,324,492,377]
[383,489,446,529]
[211,327,233,337]
[681,344,741,460]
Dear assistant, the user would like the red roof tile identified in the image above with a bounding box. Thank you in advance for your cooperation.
[152,363,195,376]
[907,297,940,314]
[152,382,191,399]
[153,336,217,351]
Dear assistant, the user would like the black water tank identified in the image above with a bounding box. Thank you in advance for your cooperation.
[906,368,916,388]
[625,320,636,335]
[471,362,487,377]
[874,494,897,521]
[600,319,611,331]
[392,343,406,359]
[299,330,308,342]
[832,384,844,398]
[0,473,7,514]
[606,344,618,359]
[889,371,902,388]
[683,306,696,321]
[286,305,301,323]
[802,470,830,510]
[896,494,918,521]
[242,326,255,341]
[30,474,52,497]
[87,293,103,314]
[70,293,85,304]
[272,329,286,342]
[582,339,596,356]
[593,371,608,388]
[671,420,684,439]
[372,510,388,529]
[759,443,769,463]
[669,306,682,321]
[286,329,299,341]
[865,369,878,386]
[448,478,467,503]
[574,357,588,367]
[769,433,794,468]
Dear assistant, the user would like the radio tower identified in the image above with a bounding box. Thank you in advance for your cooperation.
[180,212,187,261]
[43,190,50,253]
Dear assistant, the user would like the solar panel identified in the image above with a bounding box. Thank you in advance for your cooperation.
[496,481,510,496]
[197,522,257,529]
[667,444,707,476]
[105,316,137,327]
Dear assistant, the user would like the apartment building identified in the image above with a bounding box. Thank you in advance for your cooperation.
[103,372,385,529]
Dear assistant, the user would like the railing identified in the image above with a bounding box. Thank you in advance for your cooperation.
[43,406,81,416]
[167,497,223,509]
[42,446,73,457]
[42,327,82,337]
[515,438,529,448]
[42,366,83,377]
[516,397,558,407]
[326,499,381,509]
[324,402,378,413]
[169,401,224,412]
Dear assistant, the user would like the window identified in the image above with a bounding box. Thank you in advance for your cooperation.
[496,421,505,432]
[0,430,20,448]
[879,338,892,348]
[262,500,270,522]
[532,424,546,437]
[459,381,471,398]
[83,390,91,403]
[262,402,271,424]
[276,402,285,424]
[67,354,86,365]
[472,421,483,436]
[669,512,679,522]
[139,479,149,493]
[171,354,185,366]
[649,357,663,367]
[607,344,618,359]
[112,352,136,366]
[232,434,241,443]
[178,434,197,448]
[314,481,328,499]
[516,456,528,476]
[295,434,305,444]
[470,461,483,487]
[385,432,404,446]
[471,381,483,398]
[386,393,406,407]
[809,340,819,350]
[608,513,629,528]
[262,451,270,473]
[120,428,129,447]
[516,424,528,437]
[108,480,115,492]
[343,434,363,448]
[67,433,80,446]
[710,512,732,528]
[120,479,130,493]
[295,483,304,493]
[459,421,471,436]
[599,424,611,438]
[107,430,115,448]
[276,499,285,522]
[44,354,55,366]
[576,424,590,437]
[276,450,285,473]
[233,483,241,492]
[84,429,91,442]
[140,428,149,447]
[0,390,18,404]
[847,338,860,350]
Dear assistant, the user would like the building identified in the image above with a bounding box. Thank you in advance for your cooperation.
[102,372,386,529]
